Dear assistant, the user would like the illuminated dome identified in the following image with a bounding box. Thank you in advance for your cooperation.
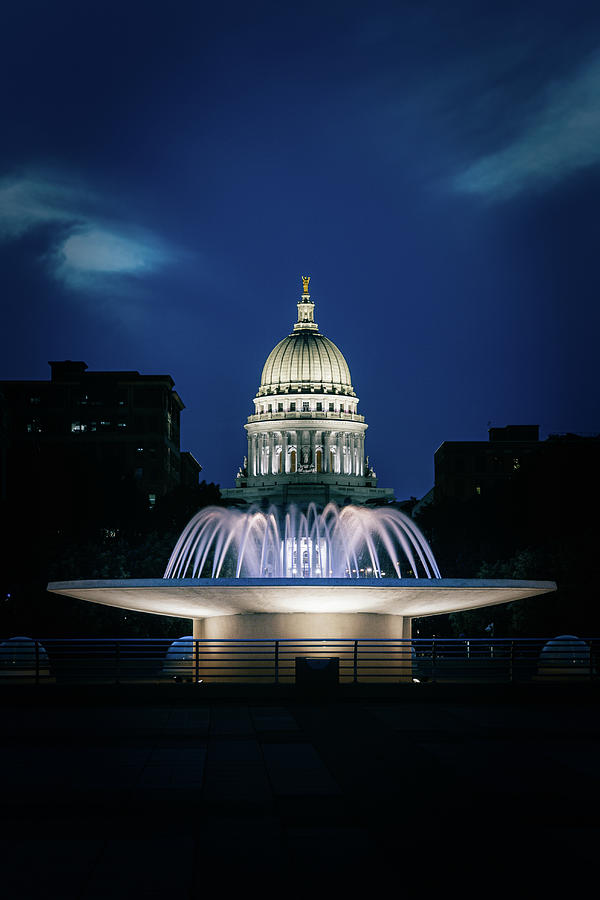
[221,275,397,508]
[259,331,355,397]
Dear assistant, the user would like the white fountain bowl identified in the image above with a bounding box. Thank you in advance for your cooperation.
[47,578,556,639]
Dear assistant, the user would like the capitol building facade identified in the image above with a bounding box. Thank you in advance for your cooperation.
[221,277,395,507]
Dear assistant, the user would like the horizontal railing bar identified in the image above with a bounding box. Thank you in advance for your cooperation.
[2,637,596,687]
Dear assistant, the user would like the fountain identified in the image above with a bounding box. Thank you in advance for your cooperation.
[48,501,556,643]
[164,503,441,580]
[47,277,556,658]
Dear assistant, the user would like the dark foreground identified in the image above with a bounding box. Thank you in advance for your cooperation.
[1,683,598,896]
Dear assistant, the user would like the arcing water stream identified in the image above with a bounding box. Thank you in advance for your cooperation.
[164,502,441,580]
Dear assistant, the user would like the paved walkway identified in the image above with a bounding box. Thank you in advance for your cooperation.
[1,688,598,896]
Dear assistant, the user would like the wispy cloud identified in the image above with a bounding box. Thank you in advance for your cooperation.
[0,172,173,288]
[453,53,600,199]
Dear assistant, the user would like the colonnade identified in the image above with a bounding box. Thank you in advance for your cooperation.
[248,429,365,477]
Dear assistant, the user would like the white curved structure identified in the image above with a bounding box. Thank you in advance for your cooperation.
[47,578,557,641]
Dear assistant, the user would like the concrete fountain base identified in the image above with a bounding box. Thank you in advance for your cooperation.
[48,577,556,638]
[47,578,556,682]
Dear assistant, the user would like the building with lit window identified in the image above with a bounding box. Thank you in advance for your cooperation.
[434,424,599,503]
[221,277,394,507]
[0,361,201,512]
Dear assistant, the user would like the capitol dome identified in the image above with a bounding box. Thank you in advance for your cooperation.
[258,331,355,398]
[220,276,396,508]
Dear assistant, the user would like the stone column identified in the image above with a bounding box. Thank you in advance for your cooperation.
[282,431,288,473]
[322,431,329,472]
[309,430,316,469]
[336,432,343,474]
[248,434,254,475]
[269,432,276,474]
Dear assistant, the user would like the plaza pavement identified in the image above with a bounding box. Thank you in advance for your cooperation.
[0,684,598,896]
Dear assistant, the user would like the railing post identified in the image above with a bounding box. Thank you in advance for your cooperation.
[353,640,359,684]
[195,639,200,684]
[509,640,514,683]
[274,640,279,683]
[431,639,436,684]
[115,641,120,685]
[35,639,40,685]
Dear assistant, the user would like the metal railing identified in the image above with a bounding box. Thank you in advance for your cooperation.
[0,637,597,685]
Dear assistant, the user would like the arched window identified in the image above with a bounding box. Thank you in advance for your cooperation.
[316,448,322,473]
[290,449,297,473]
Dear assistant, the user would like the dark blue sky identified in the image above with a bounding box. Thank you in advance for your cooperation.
[2,1,599,498]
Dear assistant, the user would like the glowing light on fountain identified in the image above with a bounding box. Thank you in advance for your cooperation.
[164,502,442,580]
[47,277,557,638]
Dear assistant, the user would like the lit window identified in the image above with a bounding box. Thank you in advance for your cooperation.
[117,422,127,429]
[475,486,481,495]
[148,493,156,508]
[136,447,144,454]
[513,458,521,470]
[71,422,86,432]
[29,396,41,405]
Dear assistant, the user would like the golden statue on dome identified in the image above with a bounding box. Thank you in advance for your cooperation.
[301,275,310,293]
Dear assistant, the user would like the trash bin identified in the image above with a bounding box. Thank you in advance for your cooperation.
[295,656,339,687]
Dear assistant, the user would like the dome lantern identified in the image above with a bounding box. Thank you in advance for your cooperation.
[294,275,318,332]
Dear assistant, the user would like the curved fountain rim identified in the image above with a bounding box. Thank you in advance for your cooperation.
[46,578,558,621]
[48,578,558,590]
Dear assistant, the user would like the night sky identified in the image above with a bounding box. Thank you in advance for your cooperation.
[2,1,599,500]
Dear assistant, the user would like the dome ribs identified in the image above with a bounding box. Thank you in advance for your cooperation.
[257,332,353,396]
